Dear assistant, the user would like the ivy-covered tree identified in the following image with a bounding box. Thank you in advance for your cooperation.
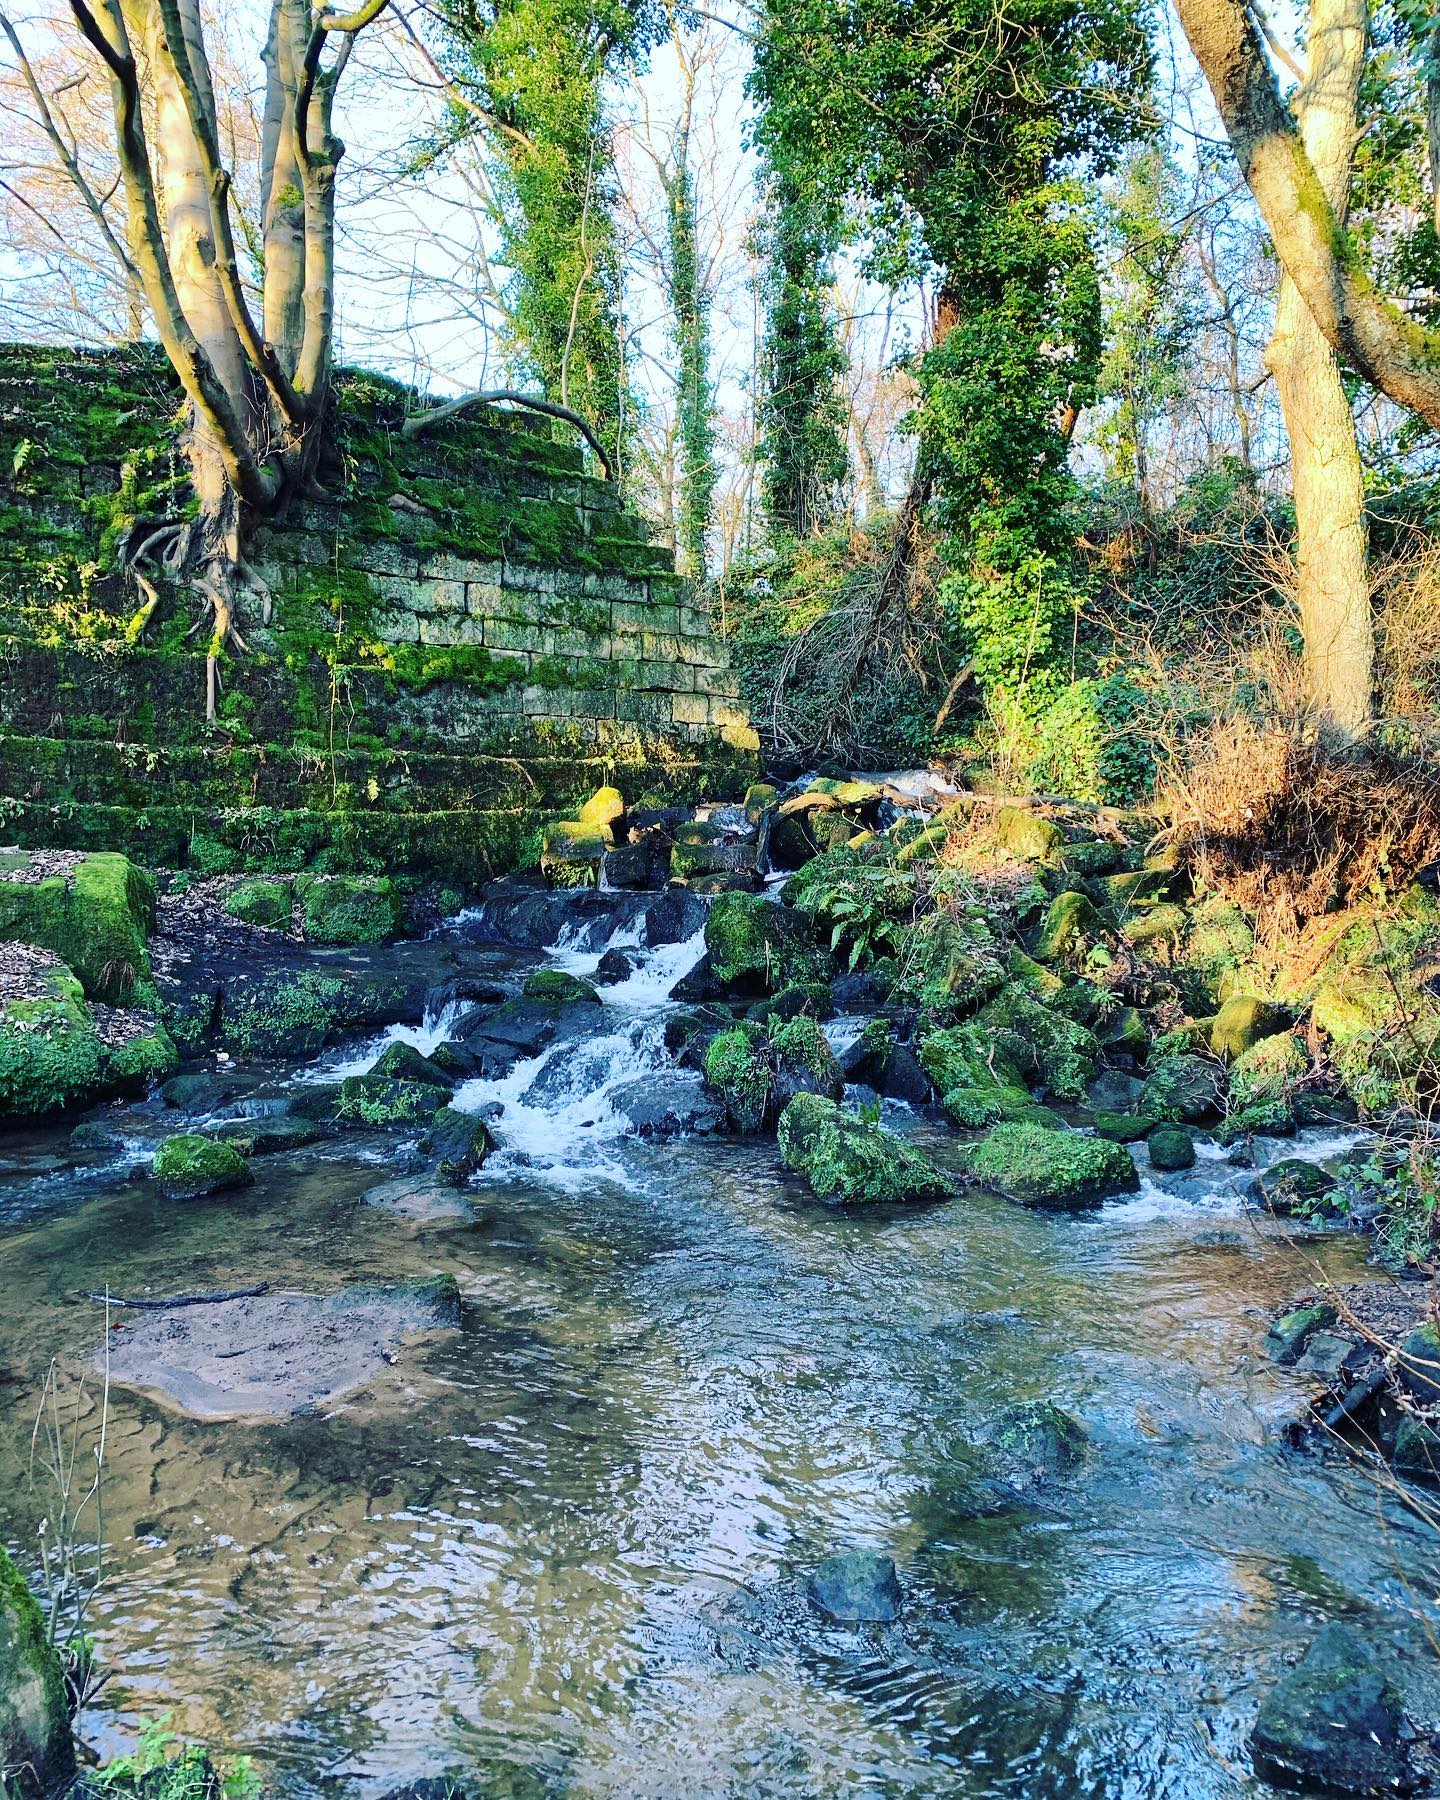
[755,166,850,540]
[440,0,639,472]
[751,0,1150,719]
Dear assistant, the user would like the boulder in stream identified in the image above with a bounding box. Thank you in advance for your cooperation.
[1140,1053,1227,1124]
[985,1400,1090,1474]
[0,1545,75,1798]
[1249,1622,1414,1795]
[611,1074,724,1139]
[1248,1158,1341,1219]
[777,1093,951,1205]
[152,1132,253,1199]
[422,1106,494,1183]
[1147,1124,1196,1171]
[961,1122,1138,1209]
[807,1551,902,1624]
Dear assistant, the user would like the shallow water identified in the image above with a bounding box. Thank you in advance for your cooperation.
[1,922,1436,1798]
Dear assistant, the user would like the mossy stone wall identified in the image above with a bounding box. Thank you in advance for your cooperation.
[0,343,755,881]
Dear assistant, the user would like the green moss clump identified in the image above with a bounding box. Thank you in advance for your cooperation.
[973,986,1099,1102]
[1147,1123,1195,1170]
[152,1132,252,1199]
[704,1025,773,1132]
[1184,895,1256,1000]
[295,875,401,946]
[989,1400,1089,1471]
[0,852,155,1003]
[1229,1029,1306,1107]
[746,981,832,1025]
[337,1075,449,1126]
[1034,891,1100,964]
[1209,994,1289,1059]
[1092,1111,1156,1143]
[0,1542,75,1796]
[103,1020,178,1088]
[540,821,607,887]
[0,962,103,1117]
[705,892,824,993]
[523,968,602,1005]
[221,969,351,1056]
[371,1041,454,1086]
[577,785,625,833]
[224,878,294,931]
[890,909,1005,1016]
[777,1092,952,1205]
[994,805,1064,866]
[770,1013,843,1095]
[962,1121,1139,1208]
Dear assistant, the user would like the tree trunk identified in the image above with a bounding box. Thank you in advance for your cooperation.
[261,0,308,374]
[1262,0,1371,730]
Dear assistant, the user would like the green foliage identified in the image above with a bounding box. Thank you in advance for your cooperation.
[703,1025,772,1132]
[974,984,1099,1101]
[755,166,850,538]
[0,964,103,1118]
[295,876,401,946]
[439,0,641,468]
[788,844,915,969]
[94,1717,259,1800]
[1337,1145,1440,1268]
[750,0,1150,732]
[666,144,718,576]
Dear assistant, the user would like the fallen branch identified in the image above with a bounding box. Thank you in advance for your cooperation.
[401,389,614,482]
[86,1282,270,1310]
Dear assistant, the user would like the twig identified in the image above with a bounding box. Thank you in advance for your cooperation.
[85,1282,271,1309]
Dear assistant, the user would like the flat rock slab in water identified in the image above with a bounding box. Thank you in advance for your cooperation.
[102,1279,462,1420]
[361,1175,476,1223]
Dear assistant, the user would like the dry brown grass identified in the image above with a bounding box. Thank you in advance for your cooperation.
[1375,531,1440,721]
[1164,713,1440,939]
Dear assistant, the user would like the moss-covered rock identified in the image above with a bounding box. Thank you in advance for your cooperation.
[540,821,607,887]
[1122,902,1188,954]
[372,1040,456,1086]
[703,1025,772,1131]
[895,823,946,868]
[1140,1053,1227,1123]
[295,875,402,945]
[1100,1005,1148,1058]
[522,968,602,1005]
[778,1092,951,1205]
[1092,1110,1156,1143]
[916,1023,1057,1129]
[962,1121,1139,1208]
[1034,891,1100,964]
[994,805,1064,866]
[422,1106,494,1184]
[1250,1623,1411,1797]
[1006,948,1066,1002]
[1147,1123,1195,1171]
[706,891,824,993]
[0,1544,75,1797]
[224,877,294,930]
[337,1074,449,1127]
[973,985,1099,1102]
[1184,895,1256,1002]
[0,851,155,1003]
[0,957,104,1117]
[746,980,832,1025]
[1248,1158,1339,1217]
[986,1400,1089,1472]
[890,909,1005,1016]
[744,782,778,824]
[577,785,624,834]
[103,1018,178,1089]
[152,1131,253,1199]
[1228,1029,1307,1108]
[1209,994,1289,1059]
[770,1014,843,1108]
[1264,1302,1337,1365]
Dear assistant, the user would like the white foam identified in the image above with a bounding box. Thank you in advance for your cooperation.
[302,998,474,1084]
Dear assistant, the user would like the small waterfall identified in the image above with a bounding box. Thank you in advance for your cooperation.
[303,997,476,1084]
[451,920,710,1186]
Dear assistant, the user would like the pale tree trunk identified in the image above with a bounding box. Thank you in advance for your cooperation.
[1263,0,1372,730]
[261,0,308,374]
[1173,0,1440,432]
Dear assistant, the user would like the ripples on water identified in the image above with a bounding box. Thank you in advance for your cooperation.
[0,920,1435,1797]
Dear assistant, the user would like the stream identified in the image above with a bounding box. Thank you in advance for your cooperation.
[1,898,1436,1798]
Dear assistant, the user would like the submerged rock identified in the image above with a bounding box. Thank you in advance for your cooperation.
[961,1122,1138,1209]
[102,1278,464,1420]
[807,1551,901,1624]
[0,1545,74,1797]
[777,1093,951,1205]
[986,1401,1090,1473]
[1249,1622,1413,1795]
[152,1132,253,1200]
